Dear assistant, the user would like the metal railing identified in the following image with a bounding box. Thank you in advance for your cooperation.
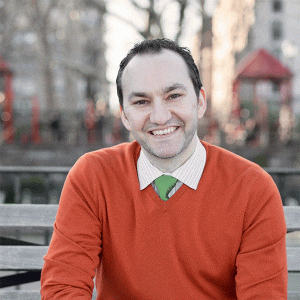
[0,166,70,205]
[0,166,299,206]
[0,167,71,249]
[265,168,300,206]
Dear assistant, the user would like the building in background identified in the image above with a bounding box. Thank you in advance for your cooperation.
[195,0,299,147]
[212,0,256,125]
[194,0,256,145]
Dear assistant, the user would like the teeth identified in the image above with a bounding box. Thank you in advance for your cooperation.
[152,127,176,136]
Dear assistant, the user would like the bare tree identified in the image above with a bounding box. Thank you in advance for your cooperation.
[0,0,57,115]
[85,0,190,43]
[198,0,213,102]
[0,0,109,147]
[32,0,57,114]
[0,0,107,112]
[210,0,255,144]
[0,0,19,58]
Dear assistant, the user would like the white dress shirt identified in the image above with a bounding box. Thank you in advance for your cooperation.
[137,139,207,198]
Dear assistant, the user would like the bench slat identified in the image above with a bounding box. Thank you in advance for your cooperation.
[1,246,299,272]
[287,292,300,300]
[0,204,299,297]
[284,206,300,231]
[0,246,48,270]
[0,291,41,300]
[0,205,298,230]
[0,204,58,227]
[0,290,98,300]
[287,247,300,272]
[0,291,296,300]
[288,273,300,294]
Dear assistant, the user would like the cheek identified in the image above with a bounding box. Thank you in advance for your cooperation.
[123,111,146,131]
[121,110,132,131]
[132,118,147,131]
[176,104,198,122]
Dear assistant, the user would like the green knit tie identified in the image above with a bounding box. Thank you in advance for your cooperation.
[155,175,178,201]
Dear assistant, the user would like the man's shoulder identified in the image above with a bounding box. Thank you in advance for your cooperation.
[201,140,268,180]
[201,140,255,164]
[86,140,140,160]
[73,141,141,173]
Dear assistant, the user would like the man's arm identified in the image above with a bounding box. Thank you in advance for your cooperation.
[235,170,288,299]
[41,155,102,300]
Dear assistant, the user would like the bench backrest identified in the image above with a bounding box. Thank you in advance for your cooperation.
[0,204,57,270]
[0,204,300,299]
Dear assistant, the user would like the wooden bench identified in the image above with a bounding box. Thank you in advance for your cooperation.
[0,204,299,299]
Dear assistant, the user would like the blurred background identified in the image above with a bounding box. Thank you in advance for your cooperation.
[0,0,300,205]
[1,1,300,294]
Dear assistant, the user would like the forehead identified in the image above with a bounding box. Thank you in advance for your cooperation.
[121,49,192,94]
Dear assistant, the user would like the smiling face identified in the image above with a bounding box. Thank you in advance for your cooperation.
[121,49,206,171]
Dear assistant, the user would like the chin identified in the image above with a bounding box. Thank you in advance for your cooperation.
[153,152,178,160]
[149,146,182,160]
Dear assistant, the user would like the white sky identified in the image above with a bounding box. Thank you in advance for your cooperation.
[104,0,208,110]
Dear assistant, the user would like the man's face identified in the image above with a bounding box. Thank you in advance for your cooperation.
[121,49,206,167]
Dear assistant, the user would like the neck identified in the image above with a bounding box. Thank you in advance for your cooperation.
[143,134,198,173]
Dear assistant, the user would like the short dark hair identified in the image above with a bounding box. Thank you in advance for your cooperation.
[116,38,202,108]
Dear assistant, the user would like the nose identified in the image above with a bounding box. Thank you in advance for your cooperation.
[149,99,172,125]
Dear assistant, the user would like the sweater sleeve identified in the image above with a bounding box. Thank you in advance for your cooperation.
[40,155,102,299]
[235,169,288,299]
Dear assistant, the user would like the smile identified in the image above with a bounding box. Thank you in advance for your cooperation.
[151,127,178,136]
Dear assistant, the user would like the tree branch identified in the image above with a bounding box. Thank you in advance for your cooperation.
[0,2,24,57]
[131,0,147,11]
[60,59,99,79]
[85,0,147,39]
[174,0,188,42]
[109,10,148,39]
[84,0,106,14]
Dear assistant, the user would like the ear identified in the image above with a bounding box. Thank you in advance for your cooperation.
[198,87,207,119]
[120,105,131,131]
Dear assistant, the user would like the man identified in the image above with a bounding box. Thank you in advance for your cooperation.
[41,39,287,299]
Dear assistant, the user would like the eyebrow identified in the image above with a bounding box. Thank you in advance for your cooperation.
[163,83,187,94]
[128,92,149,101]
[128,83,187,101]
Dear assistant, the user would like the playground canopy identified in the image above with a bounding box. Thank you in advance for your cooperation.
[233,48,293,117]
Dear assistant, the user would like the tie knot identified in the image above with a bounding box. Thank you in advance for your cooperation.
[154,175,178,201]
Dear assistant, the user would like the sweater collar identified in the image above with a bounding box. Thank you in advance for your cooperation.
[137,139,206,190]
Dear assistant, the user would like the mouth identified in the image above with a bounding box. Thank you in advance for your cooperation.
[149,126,178,136]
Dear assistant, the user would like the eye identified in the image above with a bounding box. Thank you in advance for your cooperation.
[168,93,182,100]
[133,99,148,106]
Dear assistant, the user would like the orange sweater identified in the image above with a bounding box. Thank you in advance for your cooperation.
[41,141,287,299]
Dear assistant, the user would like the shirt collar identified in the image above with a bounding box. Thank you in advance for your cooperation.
[137,139,206,190]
